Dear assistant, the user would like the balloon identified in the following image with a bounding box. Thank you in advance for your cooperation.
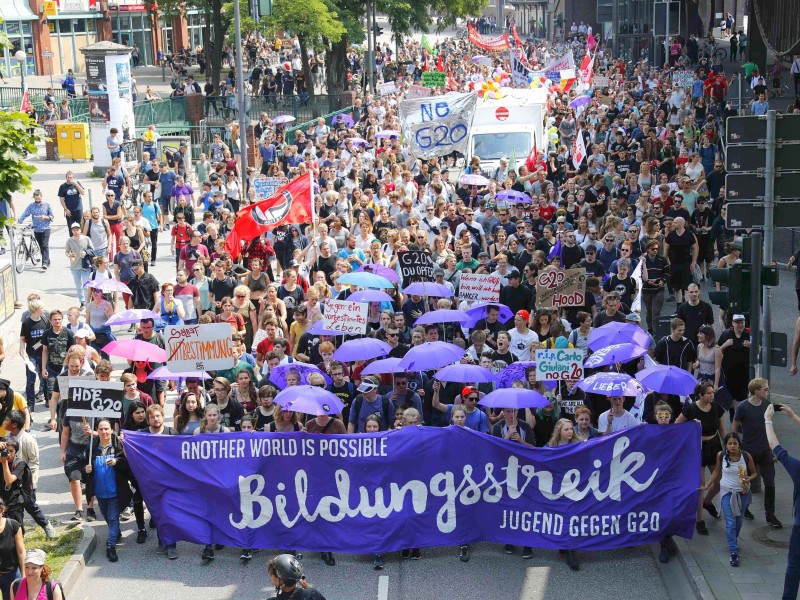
[487,91,496,99]
[501,78,510,86]
[540,75,547,83]
[494,74,502,82]
[469,82,475,90]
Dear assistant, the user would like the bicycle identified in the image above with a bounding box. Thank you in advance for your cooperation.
[124,172,142,211]
[13,225,42,274]
[713,47,728,63]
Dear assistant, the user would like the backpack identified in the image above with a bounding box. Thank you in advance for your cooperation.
[11,579,65,600]
[81,247,97,270]
[351,394,391,431]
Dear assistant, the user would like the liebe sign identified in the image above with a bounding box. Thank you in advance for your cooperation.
[124,425,700,552]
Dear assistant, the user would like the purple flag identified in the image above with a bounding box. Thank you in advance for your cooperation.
[547,238,562,261]
[124,424,700,552]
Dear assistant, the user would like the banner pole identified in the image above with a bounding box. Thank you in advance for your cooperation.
[87,417,96,470]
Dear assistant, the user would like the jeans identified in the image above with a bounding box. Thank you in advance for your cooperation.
[33,229,50,266]
[783,525,800,600]
[24,488,50,530]
[98,495,121,548]
[721,491,751,554]
[71,268,90,302]
[0,568,19,600]
[25,354,45,411]
[149,228,159,262]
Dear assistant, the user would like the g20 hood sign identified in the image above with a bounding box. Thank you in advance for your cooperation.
[536,267,586,308]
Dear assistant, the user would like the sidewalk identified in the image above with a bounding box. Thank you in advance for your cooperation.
[677,392,798,600]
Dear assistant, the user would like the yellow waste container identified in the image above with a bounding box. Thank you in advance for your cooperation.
[68,123,91,160]
[55,122,71,159]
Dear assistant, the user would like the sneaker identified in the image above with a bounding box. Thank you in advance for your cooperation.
[696,520,709,535]
[767,514,784,529]
[107,546,118,562]
[322,552,335,566]
[459,545,470,563]
[521,547,533,559]
[86,508,96,522]
[155,545,167,555]
[659,543,670,563]
[214,544,225,550]
[149,518,156,529]
[167,547,178,560]
[240,549,253,561]
[730,553,739,567]
[202,546,215,561]
[71,510,83,522]
[400,549,411,559]
[44,523,56,539]
[136,529,147,544]
[121,507,134,521]
[566,550,579,571]
[373,554,384,570]
[503,544,515,554]
[703,502,720,519]
[743,508,755,520]
[665,536,678,556]
[410,548,421,560]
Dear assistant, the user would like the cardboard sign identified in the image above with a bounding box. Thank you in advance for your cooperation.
[379,81,398,95]
[398,251,435,286]
[406,85,432,99]
[535,267,587,308]
[459,273,501,302]
[422,71,446,88]
[593,75,610,88]
[673,70,694,88]
[253,176,289,201]
[165,323,235,372]
[57,374,95,400]
[323,299,369,334]
[535,348,585,381]
[66,380,124,419]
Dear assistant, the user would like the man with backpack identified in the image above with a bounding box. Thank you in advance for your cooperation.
[0,439,38,532]
[346,377,393,433]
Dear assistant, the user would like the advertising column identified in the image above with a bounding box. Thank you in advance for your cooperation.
[80,41,136,172]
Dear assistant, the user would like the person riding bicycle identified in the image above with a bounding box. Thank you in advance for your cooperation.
[269,554,327,599]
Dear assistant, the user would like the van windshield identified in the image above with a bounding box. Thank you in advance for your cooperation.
[472,132,531,161]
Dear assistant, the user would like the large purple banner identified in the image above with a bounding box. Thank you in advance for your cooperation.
[124,424,701,552]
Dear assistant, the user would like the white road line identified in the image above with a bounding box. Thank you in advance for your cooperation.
[377,575,389,600]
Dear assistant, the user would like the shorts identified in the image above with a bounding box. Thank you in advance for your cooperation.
[772,78,781,89]
[670,263,692,291]
[64,453,88,481]
[701,436,722,468]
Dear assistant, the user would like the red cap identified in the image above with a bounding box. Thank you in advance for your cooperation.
[516,310,530,321]
[462,386,479,399]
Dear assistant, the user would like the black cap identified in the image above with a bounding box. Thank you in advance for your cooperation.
[507,270,521,279]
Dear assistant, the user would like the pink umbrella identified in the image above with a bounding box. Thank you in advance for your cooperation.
[103,339,167,363]
[356,264,400,284]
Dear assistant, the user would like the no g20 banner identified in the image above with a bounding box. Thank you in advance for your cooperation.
[124,424,700,552]
[398,92,478,159]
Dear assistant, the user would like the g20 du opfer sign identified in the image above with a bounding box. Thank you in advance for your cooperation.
[398,91,478,159]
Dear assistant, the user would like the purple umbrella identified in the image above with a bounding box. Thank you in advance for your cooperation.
[583,343,648,369]
[348,290,394,303]
[272,114,296,125]
[435,363,496,383]
[306,320,341,336]
[457,173,490,186]
[343,137,368,146]
[148,366,212,381]
[84,278,132,294]
[463,302,514,325]
[415,309,470,325]
[274,385,344,416]
[576,372,644,396]
[375,129,400,138]
[357,264,399,284]
[331,114,354,128]
[332,338,391,362]
[495,361,537,388]
[106,308,162,327]
[471,55,493,66]
[635,365,698,395]
[479,388,549,409]
[397,342,465,371]
[496,190,532,204]
[569,95,591,111]
[361,357,406,375]
[588,322,652,351]
[269,362,333,389]
[338,272,395,289]
[403,282,453,297]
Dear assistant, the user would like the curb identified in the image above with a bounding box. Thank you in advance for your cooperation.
[650,540,704,600]
[59,524,96,596]
[672,538,715,600]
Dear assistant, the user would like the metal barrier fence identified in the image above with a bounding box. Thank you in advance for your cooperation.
[0,86,70,111]
[202,93,350,124]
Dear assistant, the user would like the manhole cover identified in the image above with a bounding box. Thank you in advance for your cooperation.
[752,525,791,549]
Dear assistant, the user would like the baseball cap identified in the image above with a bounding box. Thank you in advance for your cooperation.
[584,244,597,252]
[477,251,489,259]
[461,386,479,399]
[507,270,521,279]
[732,314,746,321]
[625,313,641,323]
[24,549,46,566]
[516,309,530,321]
[70,222,81,229]
[131,259,144,268]
[73,327,93,338]
[357,379,379,393]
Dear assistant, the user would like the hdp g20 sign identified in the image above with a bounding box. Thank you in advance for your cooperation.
[398,91,478,159]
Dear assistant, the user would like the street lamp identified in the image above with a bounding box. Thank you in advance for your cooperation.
[14,50,26,91]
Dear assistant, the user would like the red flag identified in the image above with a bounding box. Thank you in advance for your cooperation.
[525,135,544,172]
[19,90,30,113]
[512,24,521,48]
[224,174,314,259]
[436,54,444,72]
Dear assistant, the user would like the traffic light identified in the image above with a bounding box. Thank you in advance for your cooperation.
[373,24,384,37]
[555,14,564,29]
[708,263,778,310]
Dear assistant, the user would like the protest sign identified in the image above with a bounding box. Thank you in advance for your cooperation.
[593,75,610,88]
[459,273,501,302]
[398,250,435,286]
[379,81,398,95]
[66,379,124,419]
[673,70,694,88]
[253,177,289,201]
[535,348,585,381]
[125,424,700,551]
[422,71,446,88]
[166,323,235,372]
[56,374,95,402]
[406,85,432,99]
[542,50,575,74]
[536,267,587,308]
[398,91,477,159]
[511,53,533,86]
[323,299,369,334]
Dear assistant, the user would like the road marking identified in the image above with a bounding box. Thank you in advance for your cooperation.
[378,575,389,600]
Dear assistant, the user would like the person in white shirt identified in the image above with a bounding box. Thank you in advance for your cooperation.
[598,396,641,434]
[508,310,539,361]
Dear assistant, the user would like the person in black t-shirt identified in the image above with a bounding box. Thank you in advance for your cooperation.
[58,171,86,229]
[127,261,160,310]
[490,331,519,373]
[208,260,238,312]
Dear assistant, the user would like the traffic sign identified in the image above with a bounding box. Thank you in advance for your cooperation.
[725,201,800,229]
[725,144,798,172]
[726,114,800,144]
[41,51,54,58]
[725,172,800,200]
[495,107,509,121]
